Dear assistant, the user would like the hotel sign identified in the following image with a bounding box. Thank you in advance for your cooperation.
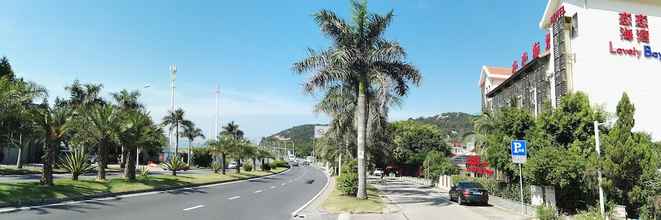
[609,11,661,61]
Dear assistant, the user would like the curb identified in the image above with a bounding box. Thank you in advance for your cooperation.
[291,166,331,218]
[0,168,290,214]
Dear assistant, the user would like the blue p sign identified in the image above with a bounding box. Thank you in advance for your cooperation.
[511,140,527,164]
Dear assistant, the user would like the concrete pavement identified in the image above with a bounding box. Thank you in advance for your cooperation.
[0,166,327,220]
[371,178,531,220]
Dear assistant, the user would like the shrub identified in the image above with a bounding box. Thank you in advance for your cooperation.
[59,148,95,181]
[161,156,188,175]
[270,160,289,168]
[341,159,357,175]
[336,171,359,196]
[138,165,150,177]
[243,163,253,172]
[261,163,271,171]
[192,147,212,167]
[536,205,559,220]
[211,161,223,174]
[573,207,605,220]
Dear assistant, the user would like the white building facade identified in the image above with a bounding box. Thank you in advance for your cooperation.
[483,0,661,141]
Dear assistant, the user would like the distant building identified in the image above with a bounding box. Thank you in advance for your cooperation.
[480,0,661,140]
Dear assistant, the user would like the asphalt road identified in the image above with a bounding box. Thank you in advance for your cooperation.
[1,166,327,220]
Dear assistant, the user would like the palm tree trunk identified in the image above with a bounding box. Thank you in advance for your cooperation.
[125,146,136,181]
[97,140,107,181]
[120,145,126,170]
[253,158,257,172]
[16,133,23,169]
[174,123,179,176]
[236,159,241,174]
[40,140,54,186]
[356,79,368,199]
[188,140,193,166]
[221,153,226,175]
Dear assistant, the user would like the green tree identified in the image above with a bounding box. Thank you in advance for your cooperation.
[603,93,659,218]
[208,135,233,175]
[161,108,193,175]
[84,104,122,181]
[31,101,73,186]
[0,56,15,80]
[112,89,143,170]
[293,0,421,199]
[389,120,448,166]
[422,150,458,182]
[181,122,205,166]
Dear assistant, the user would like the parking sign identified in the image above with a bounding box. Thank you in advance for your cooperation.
[511,140,527,164]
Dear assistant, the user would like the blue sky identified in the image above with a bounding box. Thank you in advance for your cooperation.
[0,1,548,141]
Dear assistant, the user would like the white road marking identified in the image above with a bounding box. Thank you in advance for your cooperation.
[281,183,286,186]
[254,190,263,193]
[228,196,241,200]
[270,186,276,189]
[183,205,204,211]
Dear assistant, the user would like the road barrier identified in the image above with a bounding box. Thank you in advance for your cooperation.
[396,176,432,186]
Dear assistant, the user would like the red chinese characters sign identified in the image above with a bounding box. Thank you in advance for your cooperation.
[619,11,650,43]
[465,156,494,176]
[550,6,566,25]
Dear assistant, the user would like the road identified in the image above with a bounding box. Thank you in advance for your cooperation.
[1,166,327,220]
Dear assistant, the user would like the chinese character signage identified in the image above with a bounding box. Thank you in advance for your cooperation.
[609,11,659,61]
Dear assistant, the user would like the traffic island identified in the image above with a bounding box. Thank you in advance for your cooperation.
[0,167,287,209]
[321,177,386,214]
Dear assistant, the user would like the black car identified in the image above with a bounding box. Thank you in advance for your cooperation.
[449,181,489,205]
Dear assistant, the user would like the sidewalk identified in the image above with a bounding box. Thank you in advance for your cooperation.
[365,177,531,220]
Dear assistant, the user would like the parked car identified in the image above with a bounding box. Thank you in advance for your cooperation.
[449,181,489,205]
[289,161,299,167]
[227,162,238,169]
[372,168,384,176]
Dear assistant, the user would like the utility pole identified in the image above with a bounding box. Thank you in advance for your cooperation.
[594,121,606,218]
[169,64,177,158]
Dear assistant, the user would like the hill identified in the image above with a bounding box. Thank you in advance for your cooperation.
[407,112,478,138]
[260,124,327,157]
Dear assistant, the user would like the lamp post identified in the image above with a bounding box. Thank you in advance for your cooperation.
[136,84,151,169]
[169,64,177,159]
[594,121,606,218]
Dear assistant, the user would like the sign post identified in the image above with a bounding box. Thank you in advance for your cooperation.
[511,140,528,215]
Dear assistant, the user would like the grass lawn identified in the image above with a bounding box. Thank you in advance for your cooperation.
[322,179,385,214]
[0,164,121,175]
[0,167,286,207]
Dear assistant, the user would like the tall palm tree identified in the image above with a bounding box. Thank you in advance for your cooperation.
[85,104,122,181]
[119,110,156,181]
[32,101,72,186]
[181,123,205,166]
[293,0,421,199]
[161,108,192,175]
[112,89,143,170]
[222,121,245,173]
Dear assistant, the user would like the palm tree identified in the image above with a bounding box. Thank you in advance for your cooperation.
[208,135,233,175]
[222,121,244,173]
[181,122,205,166]
[161,108,192,175]
[112,89,143,170]
[119,110,159,181]
[85,104,122,181]
[32,101,72,186]
[293,0,421,199]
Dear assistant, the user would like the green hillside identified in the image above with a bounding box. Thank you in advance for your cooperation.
[407,112,478,138]
[260,124,327,157]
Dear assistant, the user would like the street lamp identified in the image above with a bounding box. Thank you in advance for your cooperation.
[169,64,177,158]
[136,83,151,169]
[594,121,607,218]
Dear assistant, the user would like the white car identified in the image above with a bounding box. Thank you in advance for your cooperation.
[227,162,238,169]
[373,169,384,176]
